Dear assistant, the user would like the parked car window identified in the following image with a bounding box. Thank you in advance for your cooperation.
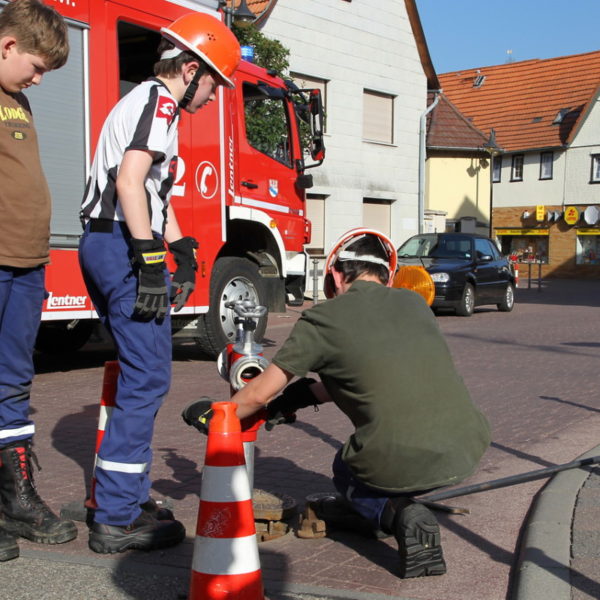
[474,238,497,260]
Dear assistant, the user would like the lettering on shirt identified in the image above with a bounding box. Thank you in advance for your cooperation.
[0,104,30,123]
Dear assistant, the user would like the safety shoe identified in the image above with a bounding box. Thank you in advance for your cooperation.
[0,441,77,545]
[88,511,185,554]
[0,525,19,561]
[140,496,175,521]
[310,492,390,539]
[394,502,446,578]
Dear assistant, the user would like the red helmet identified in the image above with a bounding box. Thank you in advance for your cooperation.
[323,228,398,299]
[160,13,241,88]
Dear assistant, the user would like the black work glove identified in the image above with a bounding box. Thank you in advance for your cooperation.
[181,397,214,435]
[130,238,169,321]
[168,236,199,312]
[265,377,318,431]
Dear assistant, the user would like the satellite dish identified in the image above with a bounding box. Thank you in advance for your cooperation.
[583,206,599,225]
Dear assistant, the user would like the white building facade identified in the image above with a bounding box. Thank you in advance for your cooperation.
[258,0,428,258]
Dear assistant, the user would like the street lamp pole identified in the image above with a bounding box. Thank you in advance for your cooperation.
[483,128,501,238]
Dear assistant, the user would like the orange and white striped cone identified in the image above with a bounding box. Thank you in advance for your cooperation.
[189,401,265,600]
[85,360,119,510]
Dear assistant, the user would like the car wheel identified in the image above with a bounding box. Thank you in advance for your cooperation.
[497,283,515,312]
[456,283,475,317]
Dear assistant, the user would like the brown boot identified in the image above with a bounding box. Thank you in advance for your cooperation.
[0,441,77,544]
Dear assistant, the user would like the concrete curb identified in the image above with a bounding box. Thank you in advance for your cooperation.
[511,445,600,600]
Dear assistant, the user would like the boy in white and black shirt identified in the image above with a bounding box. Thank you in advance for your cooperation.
[78,12,240,555]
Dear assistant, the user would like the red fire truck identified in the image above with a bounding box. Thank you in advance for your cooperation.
[26,0,324,357]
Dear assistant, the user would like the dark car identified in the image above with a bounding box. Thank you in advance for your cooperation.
[397,233,515,316]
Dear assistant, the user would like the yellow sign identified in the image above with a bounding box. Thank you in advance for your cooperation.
[577,229,600,235]
[536,205,545,221]
[564,206,579,225]
[496,229,549,236]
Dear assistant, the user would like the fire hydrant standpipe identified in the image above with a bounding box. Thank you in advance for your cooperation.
[219,300,268,490]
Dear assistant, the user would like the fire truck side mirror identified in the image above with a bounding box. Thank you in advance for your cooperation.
[296,174,314,190]
[308,90,325,163]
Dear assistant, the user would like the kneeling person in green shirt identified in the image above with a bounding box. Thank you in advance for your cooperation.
[188,228,491,579]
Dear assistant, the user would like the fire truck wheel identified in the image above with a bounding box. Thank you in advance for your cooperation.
[34,320,94,354]
[195,257,268,358]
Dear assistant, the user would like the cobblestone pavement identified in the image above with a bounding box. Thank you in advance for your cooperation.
[0,278,598,600]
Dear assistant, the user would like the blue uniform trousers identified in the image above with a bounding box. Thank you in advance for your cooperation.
[79,222,171,526]
[332,449,435,529]
[0,266,45,446]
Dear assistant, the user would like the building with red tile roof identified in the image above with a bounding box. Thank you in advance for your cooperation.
[425,92,493,234]
[440,51,600,278]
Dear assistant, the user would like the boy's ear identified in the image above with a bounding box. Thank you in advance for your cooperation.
[182,60,200,83]
[0,36,17,58]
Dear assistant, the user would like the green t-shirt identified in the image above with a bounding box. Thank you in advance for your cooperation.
[273,280,491,493]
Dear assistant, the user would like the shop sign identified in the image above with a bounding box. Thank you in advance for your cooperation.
[496,229,549,236]
[564,206,579,225]
[536,205,545,221]
[577,229,600,235]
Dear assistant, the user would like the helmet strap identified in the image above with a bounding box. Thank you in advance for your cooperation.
[179,68,202,110]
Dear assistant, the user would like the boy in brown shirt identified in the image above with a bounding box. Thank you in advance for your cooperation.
[0,0,75,562]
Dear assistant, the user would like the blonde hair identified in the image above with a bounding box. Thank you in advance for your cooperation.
[0,0,69,70]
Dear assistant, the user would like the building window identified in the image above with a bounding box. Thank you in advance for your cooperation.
[305,194,327,255]
[591,154,600,183]
[291,73,328,133]
[363,90,394,144]
[540,152,553,180]
[492,155,502,182]
[363,198,392,235]
[577,233,600,264]
[498,234,549,263]
[511,154,524,181]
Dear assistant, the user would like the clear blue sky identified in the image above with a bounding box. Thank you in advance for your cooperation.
[415,0,600,74]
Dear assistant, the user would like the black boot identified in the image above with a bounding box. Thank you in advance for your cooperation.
[381,498,446,578]
[0,441,77,544]
[0,525,19,561]
[139,496,175,521]
[88,511,185,554]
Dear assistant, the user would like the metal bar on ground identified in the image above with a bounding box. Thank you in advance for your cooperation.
[417,456,600,503]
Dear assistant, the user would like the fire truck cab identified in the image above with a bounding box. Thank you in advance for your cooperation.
[26,0,324,357]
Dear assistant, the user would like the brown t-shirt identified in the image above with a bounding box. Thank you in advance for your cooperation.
[0,86,51,268]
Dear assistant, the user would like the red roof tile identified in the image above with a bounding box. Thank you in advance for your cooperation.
[224,0,271,16]
[439,51,600,152]
[427,92,489,151]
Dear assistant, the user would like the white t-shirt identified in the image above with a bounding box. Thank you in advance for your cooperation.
[80,78,179,235]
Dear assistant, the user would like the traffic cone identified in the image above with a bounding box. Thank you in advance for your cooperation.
[85,360,119,510]
[189,401,265,600]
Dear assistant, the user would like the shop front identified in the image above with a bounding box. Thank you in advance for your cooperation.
[493,205,600,279]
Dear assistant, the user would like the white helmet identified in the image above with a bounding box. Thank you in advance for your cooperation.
[323,228,398,299]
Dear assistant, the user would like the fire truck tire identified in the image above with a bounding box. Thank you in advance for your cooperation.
[195,257,268,358]
[35,320,94,354]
